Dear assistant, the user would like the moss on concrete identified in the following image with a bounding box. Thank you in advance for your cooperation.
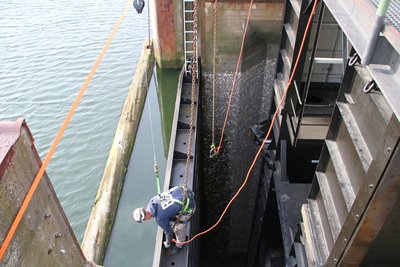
[201,2,284,72]
[155,52,184,69]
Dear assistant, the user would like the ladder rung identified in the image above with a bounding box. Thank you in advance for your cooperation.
[185,20,194,23]
[184,10,194,13]
[185,31,194,33]
[314,57,343,64]
[185,41,194,43]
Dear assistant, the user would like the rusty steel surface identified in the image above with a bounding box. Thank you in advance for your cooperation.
[341,141,400,266]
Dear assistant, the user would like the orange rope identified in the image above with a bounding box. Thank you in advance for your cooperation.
[216,0,254,153]
[0,0,133,261]
[174,0,319,245]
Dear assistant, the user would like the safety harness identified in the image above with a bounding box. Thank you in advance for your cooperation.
[158,186,194,217]
[173,197,193,216]
[174,186,194,216]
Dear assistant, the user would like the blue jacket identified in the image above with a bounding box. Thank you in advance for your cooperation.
[146,186,195,240]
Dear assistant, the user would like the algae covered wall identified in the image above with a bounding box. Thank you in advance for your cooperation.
[199,1,284,265]
[201,1,283,72]
[0,120,86,267]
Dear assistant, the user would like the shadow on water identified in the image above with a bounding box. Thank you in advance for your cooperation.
[103,65,179,267]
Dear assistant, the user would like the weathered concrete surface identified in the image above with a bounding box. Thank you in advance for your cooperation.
[0,119,86,267]
[199,1,284,265]
[81,41,154,265]
[201,2,283,72]
[151,0,184,68]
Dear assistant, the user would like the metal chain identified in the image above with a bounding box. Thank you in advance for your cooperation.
[211,0,218,149]
[183,0,198,202]
[209,0,218,158]
[173,0,198,233]
[147,0,151,45]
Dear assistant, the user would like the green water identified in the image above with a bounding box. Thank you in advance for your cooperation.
[0,0,149,240]
[104,66,179,267]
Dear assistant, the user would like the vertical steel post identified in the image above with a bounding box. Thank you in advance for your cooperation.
[362,0,391,65]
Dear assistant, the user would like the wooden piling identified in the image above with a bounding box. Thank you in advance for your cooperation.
[81,41,155,265]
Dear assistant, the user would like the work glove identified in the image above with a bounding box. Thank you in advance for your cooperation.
[163,240,171,248]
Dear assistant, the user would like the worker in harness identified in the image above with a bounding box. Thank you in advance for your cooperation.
[133,186,196,253]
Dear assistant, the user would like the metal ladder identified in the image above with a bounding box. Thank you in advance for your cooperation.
[273,1,344,146]
[183,0,198,77]
[272,0,312,146]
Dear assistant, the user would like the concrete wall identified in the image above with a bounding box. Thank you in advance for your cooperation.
[201,2,283,72]
[81,41,154,265]
[199,1,284,265]
[151,0,184,68]
[0,119,86,267]
[150,0,284,263]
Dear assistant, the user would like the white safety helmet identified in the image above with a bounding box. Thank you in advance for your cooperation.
[133,207,146,223]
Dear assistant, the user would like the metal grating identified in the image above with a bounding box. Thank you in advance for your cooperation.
[370,0,400,32]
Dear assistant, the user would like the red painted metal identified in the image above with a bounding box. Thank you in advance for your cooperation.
[0,119,34,179]
[156,0,178,66]
[0,119,23,179]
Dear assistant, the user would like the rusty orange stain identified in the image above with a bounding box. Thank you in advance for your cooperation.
[156,0,177,58]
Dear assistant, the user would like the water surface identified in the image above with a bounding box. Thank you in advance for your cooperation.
[104,66,179,267]
[0,0,147,247]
